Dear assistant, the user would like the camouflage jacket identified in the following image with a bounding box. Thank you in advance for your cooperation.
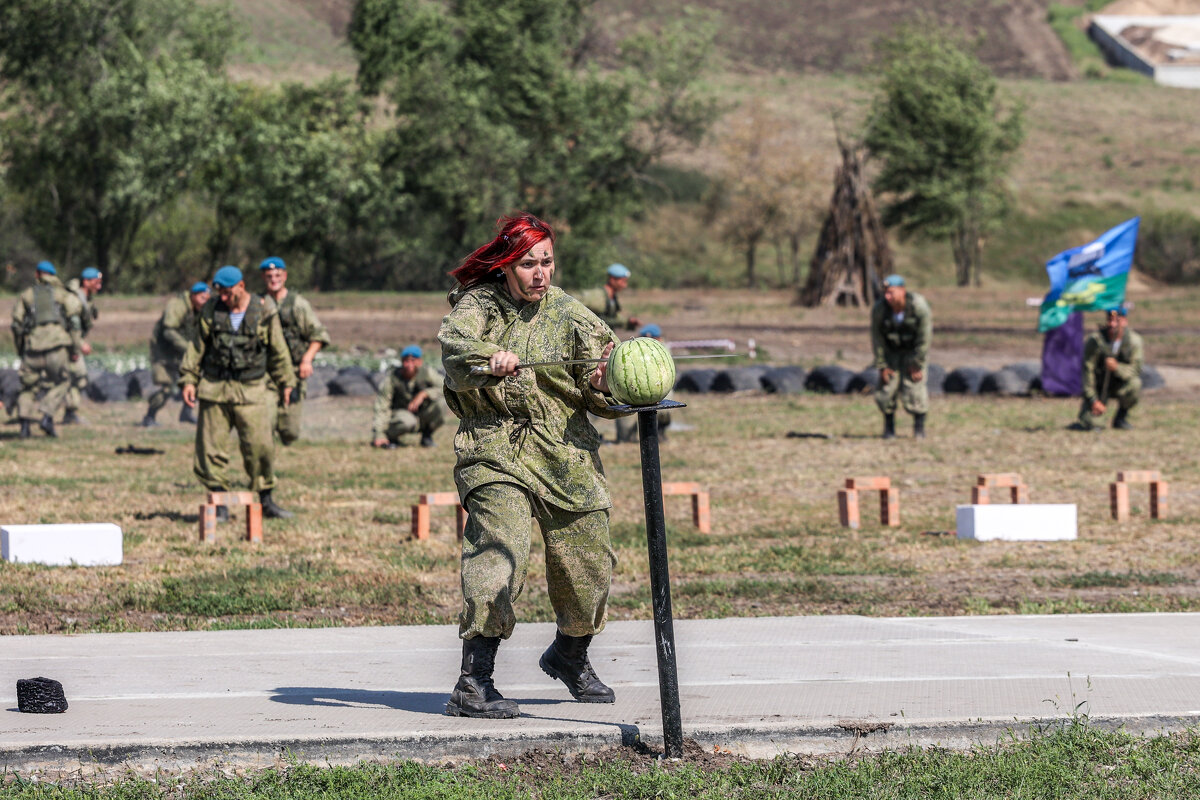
[11,274,84,355]
[179,294,296,404]
[438,280,621,512]
[276,291,332,366]
[575,286,636,331]
[151,293,198,363]
[1082,327,1144,401]
[373,363,441,438]
[871,291,933,369]
[66,278,98,338]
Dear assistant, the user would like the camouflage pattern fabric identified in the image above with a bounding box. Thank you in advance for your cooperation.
[11,275,83,355]
[1077,327,1144,428]
[372,363,444,440]
[871,290,932,416]
[64,355,88,413]
[16,348,71,420]
[575,286,636,331]
[438,281,622,512]
[270,292,330,445]
[63,277,97,412]
[459,481,615,639]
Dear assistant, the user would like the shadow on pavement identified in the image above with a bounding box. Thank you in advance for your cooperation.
[270,687,564,715]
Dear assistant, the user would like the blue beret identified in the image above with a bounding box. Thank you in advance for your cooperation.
[639,324,662,338]
[401,345,423,359]
[190,282,210,294]
[212,266,244,288]
[883,274,905,287]
[607,263,631,279]
[36,261,55,275]
[81,267,101,280]
[259,256,286,271]
[1107,306,1127,317]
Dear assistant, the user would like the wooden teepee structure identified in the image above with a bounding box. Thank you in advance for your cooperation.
[798,137,894,307]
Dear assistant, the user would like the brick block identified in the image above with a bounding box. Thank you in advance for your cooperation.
[977,473,1023,487]
[971,486,990,505]
[419,492,461,506]
[1117,470,1161,483]
[1110,482,1130,522]
[881,488,900,526]
[845,476,890,490]
[1011,485,1029,505]
[199,493,263,543]
[200,504,217,543]
[411,492,467,541]
[662,482,702,496]
[1150,481,1168,520]
[838,489,860,529]
[692,492,711,534]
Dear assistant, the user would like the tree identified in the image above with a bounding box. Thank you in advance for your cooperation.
[348,0,717,288]
[863,25,1024,287]
[0,0,235,287]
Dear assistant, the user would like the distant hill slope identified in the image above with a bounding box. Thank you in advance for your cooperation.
[228,0,1083,81]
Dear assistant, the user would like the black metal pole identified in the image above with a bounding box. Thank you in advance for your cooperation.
[636,405,685,758]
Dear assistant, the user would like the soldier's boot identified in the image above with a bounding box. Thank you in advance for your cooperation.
[61,409,84,425]
[539,631,615,703]
[913,413,926,439]
[420,433,435,448]
[39,414,58,438]
[1112,408,1133,430]
[19,419,32,439]
[140,407,160,427]
[882,413,896,440]
[215,505,230,523]
[178,405,197,425]
[259,489,294,519]
[445,636,520,719]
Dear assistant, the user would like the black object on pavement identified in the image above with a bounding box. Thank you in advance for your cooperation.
[17,677,68,713]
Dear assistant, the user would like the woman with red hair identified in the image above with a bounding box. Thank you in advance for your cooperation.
[438,213,625,719]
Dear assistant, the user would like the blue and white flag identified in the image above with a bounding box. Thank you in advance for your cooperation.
[1037,217,1139,332]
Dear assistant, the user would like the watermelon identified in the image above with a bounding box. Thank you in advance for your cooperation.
[606,337,675,406]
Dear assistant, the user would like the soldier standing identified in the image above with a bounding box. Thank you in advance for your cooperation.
[259,256,330,446]
[371,345,444,448]
[1077,306,1143,431]
[142,282,211,427]
[439,213,622,719]
[870,274,933,439]
[577,263,640,331]
[179,266,297,519]
[10,261,84,439]
[62,266,102,425]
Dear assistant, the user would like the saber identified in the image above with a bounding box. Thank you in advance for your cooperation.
[469,353,738,375]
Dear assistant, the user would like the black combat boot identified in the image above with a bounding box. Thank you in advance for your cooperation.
[140,409,159,427]
[178,405,197,424]
[539,631,615,703]
[259,489,294,519]
[61,409,84,425]
[913,413,926,439]
[39,414,57,438]
[1112,408,1132,430]
[19,419,32,439]
[882,413,896,440]
[420,433,435,447]
[445,636,520,719]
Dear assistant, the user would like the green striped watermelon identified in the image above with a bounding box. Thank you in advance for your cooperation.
[606,337,675,406]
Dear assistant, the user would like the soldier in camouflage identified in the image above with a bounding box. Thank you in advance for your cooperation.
[371,344,444,448]
[438,213,623,720]
[576,263,640,331]
[259,257,331,446]
[871,274,933,439]
[179,266,297,520]
[143,282,211,427]
[62,266,102,425]
[1076,306,1143,431]
[10,261,84,439]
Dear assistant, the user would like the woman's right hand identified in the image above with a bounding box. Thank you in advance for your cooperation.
[489,350,521,377]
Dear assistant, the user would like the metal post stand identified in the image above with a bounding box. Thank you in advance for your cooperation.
[618,398,686,758]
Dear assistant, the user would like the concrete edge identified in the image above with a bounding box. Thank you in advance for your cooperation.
[4,714,1199,777]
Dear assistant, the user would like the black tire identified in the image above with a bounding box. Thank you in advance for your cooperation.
[124,368,155,400]
[1142,365,1166,389]
[944,366,989,395]
[328,374,376,397]
[760,365,807,394]
[711,366,771,393]
[980,368,1033,396]
[804,365,855,394]
[847,367,880,394]
[926,363,947,397]
[674,368,719,393]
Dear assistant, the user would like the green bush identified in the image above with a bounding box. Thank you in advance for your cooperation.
[1138,210,1200,284]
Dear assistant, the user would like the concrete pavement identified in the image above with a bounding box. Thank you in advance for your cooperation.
[5,613,1200,774]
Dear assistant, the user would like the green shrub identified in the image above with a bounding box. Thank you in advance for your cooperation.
[1138,210,1200,284]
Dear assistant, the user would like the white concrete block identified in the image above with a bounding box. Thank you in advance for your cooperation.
[956,505,1077,542]
[1,523,123,566]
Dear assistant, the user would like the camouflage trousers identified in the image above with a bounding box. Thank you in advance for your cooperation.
[383,400,445,442]
[875,352,929,416]
[459,481,615,640]
[271,381,305,446]
[17,347,71,421]
[146,360,181,416]
[1077,373,1141,429]
[64,354,88,412]
[194,399,277,492]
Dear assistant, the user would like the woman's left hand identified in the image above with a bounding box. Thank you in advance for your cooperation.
[589,342,615,393]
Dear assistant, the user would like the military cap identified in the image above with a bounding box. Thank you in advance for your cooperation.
[36,261,56,275]
[401,345,423,359]
[81,267,101,280]
[190,282,210,294]
[883,274,906,287]
[212,266,244,288]
[639,324,662,338]
[259,256,286,271]
[1107,305,1128,317]
[607,263,631,279]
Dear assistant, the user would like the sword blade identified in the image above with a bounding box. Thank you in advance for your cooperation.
[469,353,738,375]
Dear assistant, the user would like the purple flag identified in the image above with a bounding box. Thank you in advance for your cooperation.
[1040,311,1083,396]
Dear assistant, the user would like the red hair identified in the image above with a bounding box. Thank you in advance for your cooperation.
[449,213,556,288]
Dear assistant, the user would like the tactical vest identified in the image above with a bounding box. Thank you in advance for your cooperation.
[29,284,66,331]
[878,296,922,350]
[277,293,308,365]
[200,296,268,381]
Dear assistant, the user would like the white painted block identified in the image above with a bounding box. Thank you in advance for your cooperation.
[1,523,123,566]
[956,505,1077,542]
